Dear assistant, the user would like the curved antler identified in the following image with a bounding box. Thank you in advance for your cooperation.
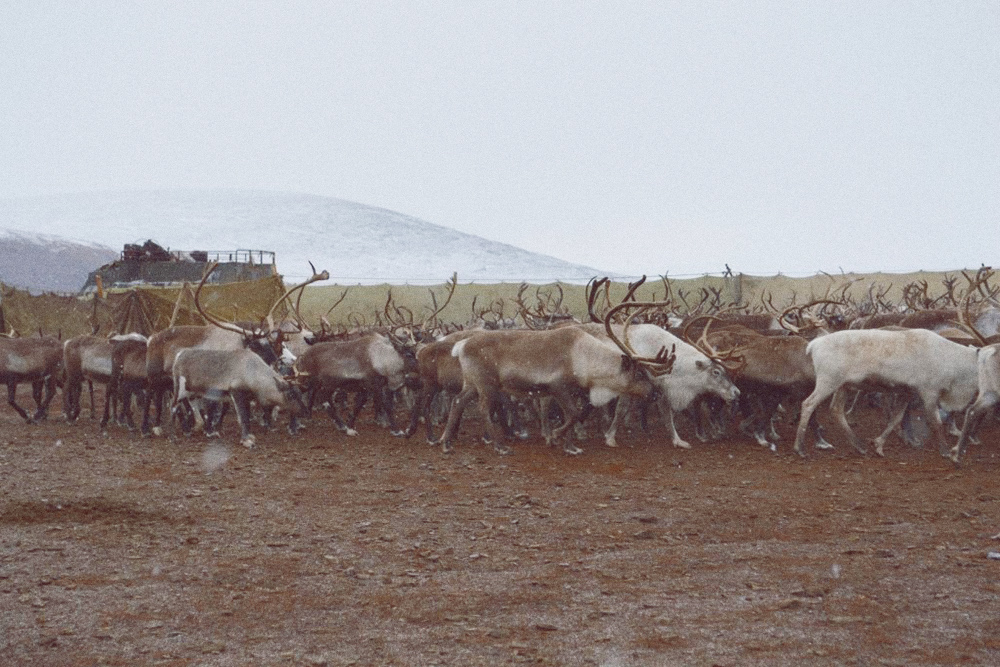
[266,261,331,330]
[421,273,458,332]
[955,289,990,347]
[603,301,676,376]
[194,262,258,336]
[680,315,745,371]
[585,277,611,323]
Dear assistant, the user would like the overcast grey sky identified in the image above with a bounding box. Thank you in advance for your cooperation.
[1,1,997,277]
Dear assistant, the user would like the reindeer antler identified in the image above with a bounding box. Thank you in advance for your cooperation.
[194,263,261,337]
[585,277,611,323]
[265,262,330,330]
[681,315,745,371]
[603,301,677,376]
[421,272,458,331]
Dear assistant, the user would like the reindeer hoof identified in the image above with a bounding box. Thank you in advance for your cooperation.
[563,444,583,456]
[152,426,163,437]
[441,442,453,454]
[345,428,358,437]
[494,444,512,455]
[673,440,692,450]
[240,436,256,449]
[390,430,405,438]
[814,441,834,450]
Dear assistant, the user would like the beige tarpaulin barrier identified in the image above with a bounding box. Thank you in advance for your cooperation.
[0,274,288,338]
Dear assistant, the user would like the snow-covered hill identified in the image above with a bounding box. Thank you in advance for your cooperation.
[0,190,604,286]
[0,229,117,293]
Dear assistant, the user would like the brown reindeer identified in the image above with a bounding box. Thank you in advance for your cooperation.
[293,333,418,437]
[140,263,328,436]
[63,335,116,425]
[0,335,63,423]
[436,319,674,455]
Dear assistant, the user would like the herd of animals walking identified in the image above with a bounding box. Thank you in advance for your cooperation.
[3,263,1000,466]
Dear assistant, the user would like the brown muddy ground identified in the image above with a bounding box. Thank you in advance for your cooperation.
[2,400,1000,666]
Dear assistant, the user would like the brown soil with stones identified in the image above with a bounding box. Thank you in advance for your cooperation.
[2,401,1000,666]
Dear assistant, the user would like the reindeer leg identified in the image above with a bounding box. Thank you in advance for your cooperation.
[831,387,866,454]
[422,389,441,443]
[438,386,477,453]
[140,381,157,436]
[549,386,583,455]
[919,390,951,458]
[404,386,430,439]
[324,388,358,436]
[149,383,169,437]
[812,415,834,450]
[794,380,839,457]
[871,396,908,457]
[205,398,227,437]
[481,390,511,454]
[33,376,58,423]
[660,396,692,449]
[231,390,256,448]
[7,381,33,423]
[100,382,112,428]
[348,390,369,430]
[575,399,594,441]
[64,379,79,422]
[952,391,998,464]
[500,394,530,440]
[385,387,406,437]
[604,395,627,448]
[31,380,44,415]
[126,387,143,430]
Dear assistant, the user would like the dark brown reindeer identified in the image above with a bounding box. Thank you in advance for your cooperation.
[0,334,63,423]
[63,333,147,426]
[109,335,149,429]
[293,276,457,437]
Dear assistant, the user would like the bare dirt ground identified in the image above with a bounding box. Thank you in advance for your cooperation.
[2,401,1000,666]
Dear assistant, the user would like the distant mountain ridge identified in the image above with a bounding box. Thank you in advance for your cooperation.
[0,190,604,289]
[0,229,117,294]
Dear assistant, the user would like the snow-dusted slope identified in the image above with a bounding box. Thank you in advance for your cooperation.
[0,190,603,284]
[0,229,117,293]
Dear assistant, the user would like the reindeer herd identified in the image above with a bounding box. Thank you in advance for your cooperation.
[2,265,1000,466]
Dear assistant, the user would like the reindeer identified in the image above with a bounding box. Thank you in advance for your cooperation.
[951,343,1000,464]
[140,263,329,436]
[171,348,308,448]
[575,310,741,449]
[403,330,476,442]
[436,310,675,455]
[62,333,146,426]
[293,333,419,436]
[293,277,457,437]
[0,335,63,423]
[793,328,979,458]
